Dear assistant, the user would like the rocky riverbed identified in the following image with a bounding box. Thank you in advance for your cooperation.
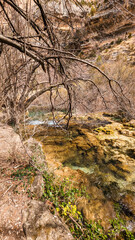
[25,112,135,231]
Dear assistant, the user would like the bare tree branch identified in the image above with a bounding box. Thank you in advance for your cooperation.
[0,34,44,65]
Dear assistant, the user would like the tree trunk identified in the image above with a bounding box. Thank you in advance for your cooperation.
[6,107,22,126]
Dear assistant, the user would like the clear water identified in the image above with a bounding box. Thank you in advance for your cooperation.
[71,165,95,174]
[28,120,45,125]
[28,119,57,126]
[48,120,57,126]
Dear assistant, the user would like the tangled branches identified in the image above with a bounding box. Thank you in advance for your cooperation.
[0,0,131,126]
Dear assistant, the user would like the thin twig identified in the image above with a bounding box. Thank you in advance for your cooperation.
[0,184,13,198]
[69,215,84,233]
[0,178,12,183]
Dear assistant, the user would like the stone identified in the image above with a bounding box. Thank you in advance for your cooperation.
[0,123,27,163]
[77,197,115,230]
[124,120,135,128]
[120,193,135,216]
[33,120,135,228]
[24,137,47,171]
[30,175,44,198]
[0,111,4,122]
[22,200,74,240]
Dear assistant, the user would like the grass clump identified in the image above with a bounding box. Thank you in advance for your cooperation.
[42,172,86,209]
[11,165,35,180]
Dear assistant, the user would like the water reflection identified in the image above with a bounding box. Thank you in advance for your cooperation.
[28,119,57,126]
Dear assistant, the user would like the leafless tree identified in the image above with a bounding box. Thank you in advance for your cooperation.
[0,0,131,127]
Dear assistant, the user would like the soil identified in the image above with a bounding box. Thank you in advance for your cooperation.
[0,160,29,240]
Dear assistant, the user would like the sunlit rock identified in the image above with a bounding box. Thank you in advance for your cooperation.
[0,123,27,163]
[25,113,135,230]
[30,175,44,198]
[22,200,74,240]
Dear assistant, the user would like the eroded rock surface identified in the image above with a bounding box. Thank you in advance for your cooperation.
[30,174,44,198]
[0,123,27,163]
[22,200,74,240]
[34,118,135,229]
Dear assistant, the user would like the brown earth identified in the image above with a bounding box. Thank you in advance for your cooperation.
[0,160,29,240]
[0,124,35,240]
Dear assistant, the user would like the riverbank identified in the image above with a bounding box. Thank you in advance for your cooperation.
[0,113,135,239]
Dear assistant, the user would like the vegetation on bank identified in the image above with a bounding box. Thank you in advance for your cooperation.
[11,164,135,240]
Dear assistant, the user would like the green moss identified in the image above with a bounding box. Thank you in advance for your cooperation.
[96,55,102,62]
[91,5,96,16]
[94,126,114,135]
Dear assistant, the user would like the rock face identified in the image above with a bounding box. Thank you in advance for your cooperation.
[22,200,74,240]
[86,8,135,37]
[96,122,135,193]
[77,194,115,230]
[24,137,47,171]
[0,123,27,163]
[30,175,44,198]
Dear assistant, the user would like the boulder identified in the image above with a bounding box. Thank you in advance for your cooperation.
[77,196,115,230]
[24,137,47,171]
[120,193,135,216]
[30,174,44,198]
[0,124,47,169]
[22,200,74,240]
[0,123,27,163]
